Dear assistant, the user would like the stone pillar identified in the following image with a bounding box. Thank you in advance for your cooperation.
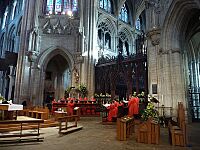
[170,48,186,110]
[147,27,160,100]
[14,0,38,103]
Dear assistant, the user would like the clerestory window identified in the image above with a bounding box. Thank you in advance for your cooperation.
[119,4,129,23]
[99,0,113,14]
[46,0,78,15]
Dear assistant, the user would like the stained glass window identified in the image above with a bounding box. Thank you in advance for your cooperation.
[72,0,78,11]
[46,0,53,14]
[55,0,62,14]
[119,4,128,23]
[136,18,141,30]
[99,0,112,13]
[46,0,78,15]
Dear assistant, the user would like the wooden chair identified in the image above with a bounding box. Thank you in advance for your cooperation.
[168,102,187,146]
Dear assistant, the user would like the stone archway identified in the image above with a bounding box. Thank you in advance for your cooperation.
[160,0,200,121]
[34,47,75,105]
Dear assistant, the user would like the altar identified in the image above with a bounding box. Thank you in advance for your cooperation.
[0,104,23,120]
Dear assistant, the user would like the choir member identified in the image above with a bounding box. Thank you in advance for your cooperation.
[67,100,74,116]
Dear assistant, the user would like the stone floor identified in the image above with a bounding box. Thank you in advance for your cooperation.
[0,117,200,150]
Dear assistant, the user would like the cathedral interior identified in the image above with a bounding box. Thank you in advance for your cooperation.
[0,0,200,149]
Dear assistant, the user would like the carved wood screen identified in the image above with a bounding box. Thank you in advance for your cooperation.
[95,33,147,100]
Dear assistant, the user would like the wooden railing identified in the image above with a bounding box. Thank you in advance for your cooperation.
[58,115,83,134]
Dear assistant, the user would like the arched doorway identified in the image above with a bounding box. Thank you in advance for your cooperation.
[161,1,200,121]
[185,10,200,122]
[43,54,71,106]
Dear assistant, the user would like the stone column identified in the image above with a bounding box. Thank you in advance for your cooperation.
[147,27,160,100]
[170,48,186,109]
[14,0,38,103]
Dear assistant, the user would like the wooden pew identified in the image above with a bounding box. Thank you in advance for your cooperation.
[18,106,49,120]
[58,115,83,134]
[0,119,44,143]
[136,118,160,144]
[168,102,187,146]
[117,116,134,141]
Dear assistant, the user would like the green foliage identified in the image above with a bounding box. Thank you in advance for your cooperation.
[0,94,5,102]
[141,102,159,122]
[78,84,88,97]
[65,86,72,94]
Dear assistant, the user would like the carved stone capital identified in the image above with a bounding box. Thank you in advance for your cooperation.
[27,51,38,62]
[74,52,83,64]
[147,27,161,46]
[171,48,181,54]
[158,48,169,55]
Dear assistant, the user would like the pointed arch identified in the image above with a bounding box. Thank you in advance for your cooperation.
[37,46,74,71]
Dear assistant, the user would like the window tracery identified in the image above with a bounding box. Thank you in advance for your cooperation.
[97,22,112,56]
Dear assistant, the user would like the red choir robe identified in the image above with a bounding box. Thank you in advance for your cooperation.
[133,97,139,115]
[107,103,117,122]
[128,97,139,117]
[67,101,74,116]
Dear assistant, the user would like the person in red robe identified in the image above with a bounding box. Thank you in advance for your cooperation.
[128,96,139,118]
[67,100,74,116]
[133,97,139,118]
[107,101,117,122]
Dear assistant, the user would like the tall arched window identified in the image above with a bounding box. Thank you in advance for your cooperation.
[0,34,5,57]
[99,0,112,13]
[135,18,141,30]
[118,31,129,56]
[1,7,8,29]
[46,0,78,15]
[8,26,16,52]
[11,0,17,20]
[55,0,62,14]
[119,4,128,23]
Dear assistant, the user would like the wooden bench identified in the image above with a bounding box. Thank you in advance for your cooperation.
[19,106,49,120]
[168,102,187,146]
[0,119,44,143]
[58,115,83,134]
[136,118,160,144]
[117,116,134,141]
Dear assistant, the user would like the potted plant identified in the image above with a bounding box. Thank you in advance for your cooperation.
[0,94,5,103]
[141,101,159,123]
[78,84,88,98]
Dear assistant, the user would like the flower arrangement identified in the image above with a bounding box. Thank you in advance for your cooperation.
[0,94,6,103]
[141,102,159,122]
[78,84,88,97]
